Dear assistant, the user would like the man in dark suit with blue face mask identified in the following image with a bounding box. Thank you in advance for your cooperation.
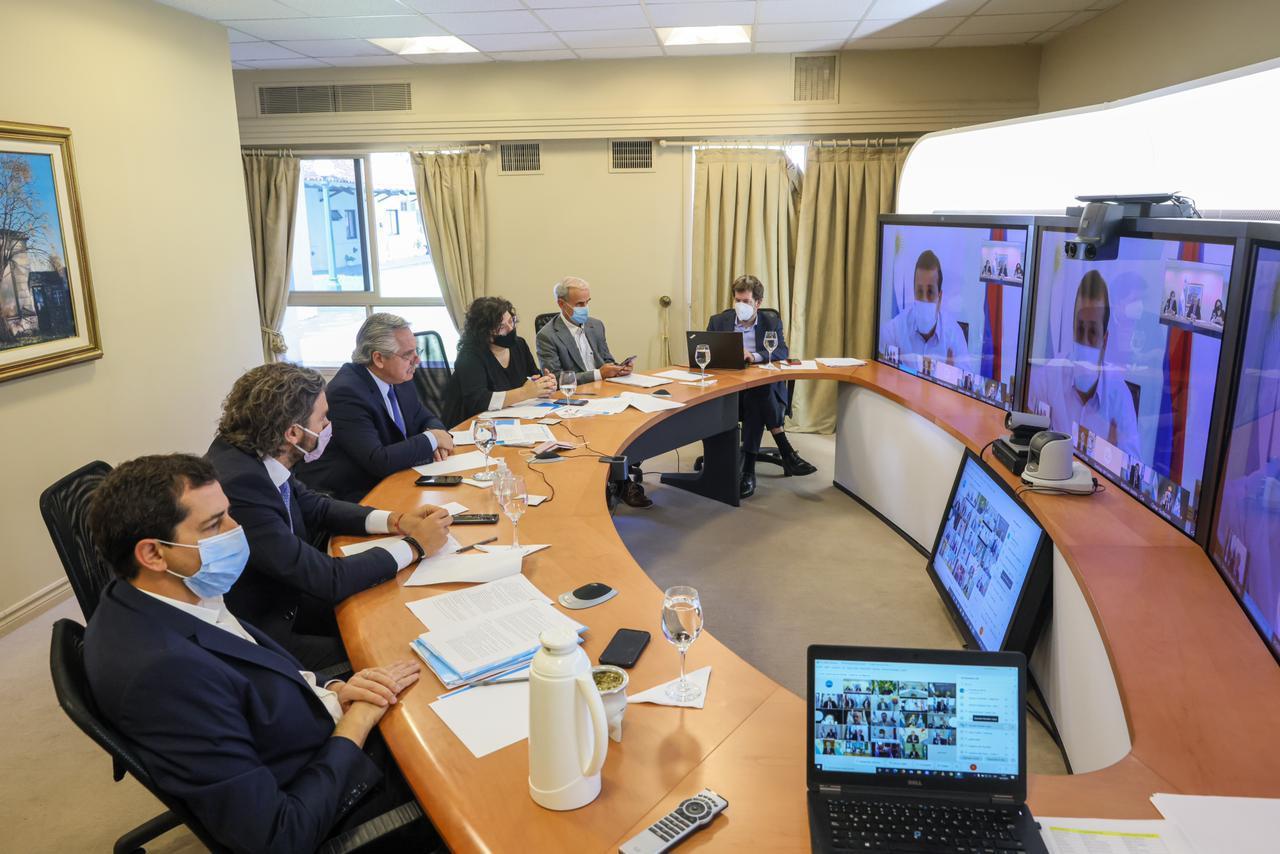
[84,454,434,853]
[707,274,817,498]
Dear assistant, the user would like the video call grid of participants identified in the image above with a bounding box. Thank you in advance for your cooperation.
[936,487,1010,608]
[1093,423,1198,535]
[814,679,958,762]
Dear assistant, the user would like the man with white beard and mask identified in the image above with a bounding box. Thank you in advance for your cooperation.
[1028,270,1142,458]
[880,250,970,372]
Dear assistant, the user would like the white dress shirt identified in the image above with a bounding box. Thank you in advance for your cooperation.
[366,368,437,450]
[140,589,344,724]
[567,319,603,381]
[262,457,415,569]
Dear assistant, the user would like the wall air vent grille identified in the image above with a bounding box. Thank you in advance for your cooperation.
[257,83,411,115]
[499,143,542,174]
[610,139,654,172]
[793,54,838,103]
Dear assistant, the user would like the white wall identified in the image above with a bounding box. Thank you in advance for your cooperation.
[0,0,261,620]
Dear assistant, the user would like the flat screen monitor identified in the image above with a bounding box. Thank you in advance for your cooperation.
[1024,225,1236,538]
[1209,240,1280,660]
[876,218,1029,410]
[926,450,1051,654]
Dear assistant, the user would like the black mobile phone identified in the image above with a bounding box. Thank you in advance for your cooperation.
[451,513,499,524]
[599,628,650,669]
[415,475,463,486]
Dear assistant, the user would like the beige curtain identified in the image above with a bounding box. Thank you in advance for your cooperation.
[691,149,801,333]
[412,151,487,330]
[242,151,300,361]
[789,145,909,433]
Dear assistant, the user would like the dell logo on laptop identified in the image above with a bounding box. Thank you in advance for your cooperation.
[907,779,922,787]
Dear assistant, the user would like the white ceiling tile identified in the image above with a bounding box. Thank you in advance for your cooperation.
[536,5,649,30]
[428,10,548,34]
[936,32,1038,46]
[226,28,259,43]
[755,22,859,42]
[276,39,393,57]
[953,12,1072,35]
[401,0,522,11]
[865,0,985,18]
[757,0,874,24]
[1029,31,1060,44]
[403,52,493,62]
[980,0,1093,13]
[322,55,415,66]
[275,0,409,14]
[573,46,665,59]
[854,17,962,37]
[465,32,566,51]
[753,39,849,53]
[489,49,577,61]
[230,42,305,61]
[525,0,637,7]
[239,58,334,68]
[1052,9,1101,30]
[662,42,753,56]
[152,0,304,20]
[557,28,658,48]
[846,35,942,49]
[646,2,756,28]
[225,16,445,40]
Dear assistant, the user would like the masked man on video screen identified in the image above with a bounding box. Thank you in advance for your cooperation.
[1029,270,1141,457]
[880,250,969,369]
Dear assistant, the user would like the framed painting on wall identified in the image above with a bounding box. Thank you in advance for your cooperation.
[0,121,100,383]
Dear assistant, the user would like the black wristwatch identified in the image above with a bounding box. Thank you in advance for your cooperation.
[402,535,426,561]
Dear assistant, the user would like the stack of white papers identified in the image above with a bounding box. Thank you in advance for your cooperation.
[1037,818,1192,854]
[414,450,489,476]
[404,548,524,586]
[479,403,558,419]
[429,671,531,758]
[780,359,818,370]
[619,391,685,413]
[407,573,549,630]
[1150,793,1280,854]
[816,357,866,367]
[606,373,671,388]
[654,369,704,381]
[563,396,630,416]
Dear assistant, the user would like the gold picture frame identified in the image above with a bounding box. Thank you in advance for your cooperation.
[0,120,101,382]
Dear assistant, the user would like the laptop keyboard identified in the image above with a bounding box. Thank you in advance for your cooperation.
[824,798,1030,853]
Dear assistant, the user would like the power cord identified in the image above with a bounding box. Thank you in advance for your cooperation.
[977,439,995,460]
[517,452,557,505]
[1017,480,1105,497]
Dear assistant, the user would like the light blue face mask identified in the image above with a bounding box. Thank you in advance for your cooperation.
[158,526,250,599]
[571,305,589,325]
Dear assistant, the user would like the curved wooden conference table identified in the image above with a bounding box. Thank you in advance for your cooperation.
[333,363,1280,853]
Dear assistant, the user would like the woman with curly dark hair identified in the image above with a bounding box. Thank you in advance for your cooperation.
[443,296,556,425]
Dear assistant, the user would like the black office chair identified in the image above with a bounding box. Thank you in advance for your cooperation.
[533,312,558,333]
[412,330,452,417]
[51,619,428,854]
[39,460,114,620]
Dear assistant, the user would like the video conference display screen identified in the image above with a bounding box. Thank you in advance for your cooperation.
[929,453,1048,652]
[1210,243,1280,660]
[877,221,1028,410]
[1025,227,1235,537]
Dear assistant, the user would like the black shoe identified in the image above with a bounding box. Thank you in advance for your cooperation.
[739,471,756,498]
[755,449,785,470]
[620,480,653,508]
[781,448,817,476]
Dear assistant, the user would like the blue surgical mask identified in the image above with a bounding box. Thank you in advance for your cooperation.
[158,526,250,599]
[570,305,589,325]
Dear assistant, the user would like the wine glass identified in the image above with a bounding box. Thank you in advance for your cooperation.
[694,344,711,385]
[558,370,577,404]
[661,585,704,702]
[500,475,528,550]
[472,417,498,481]
[763,330,778,368]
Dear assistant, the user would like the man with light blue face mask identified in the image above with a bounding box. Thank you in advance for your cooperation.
[880,250,970,373]
[83,454,437,852]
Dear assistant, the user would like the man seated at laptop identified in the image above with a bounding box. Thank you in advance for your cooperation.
[298,312,454,502]
[707,274,816,497]
[84,454,435,852]
[208,362,452,670]
[535,276,651,508]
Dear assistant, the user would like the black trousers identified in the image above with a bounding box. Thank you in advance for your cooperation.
[739,384,787,454]
[327,730,441,850]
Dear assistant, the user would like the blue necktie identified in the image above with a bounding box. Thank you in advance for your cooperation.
[388,387,406,436]
[278,479,293,532]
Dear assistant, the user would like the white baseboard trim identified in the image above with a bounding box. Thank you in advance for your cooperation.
[0,578,74,636]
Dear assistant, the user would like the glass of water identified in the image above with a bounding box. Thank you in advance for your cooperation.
[472,417,498,481]
[500,475,528,549]
[661,585,704,702]
[694,344,711,386]
[763,330,778,367]
[558,370,577,404]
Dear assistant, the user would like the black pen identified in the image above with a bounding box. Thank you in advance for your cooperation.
[456,536,498,553]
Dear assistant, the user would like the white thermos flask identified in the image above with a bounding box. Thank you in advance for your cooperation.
[528,627,609,810]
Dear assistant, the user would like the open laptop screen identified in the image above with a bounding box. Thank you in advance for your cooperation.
[811,657,1021,785]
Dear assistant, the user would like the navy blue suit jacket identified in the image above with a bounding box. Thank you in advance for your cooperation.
[708,308,790,408]
[297,362,445,502]
[206,436,397,644]
[84,580,382,854]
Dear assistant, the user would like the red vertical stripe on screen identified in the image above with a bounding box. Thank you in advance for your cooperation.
[988,228,1005,378]
[1166,241,1199,482]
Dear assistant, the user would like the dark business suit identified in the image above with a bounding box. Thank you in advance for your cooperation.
[707,308,790,453]
[84,580,383,854]
[297,362,445,502]
[207,436,397,669]
[535,313,617,387]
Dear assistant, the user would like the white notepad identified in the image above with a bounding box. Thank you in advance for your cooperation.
[620,391,685,413]
[654,369,704,381]
[606,373,671,388]
[406,573,550,631]
[413,450,488,476]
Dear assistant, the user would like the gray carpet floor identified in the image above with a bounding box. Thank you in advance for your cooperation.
[1,433,1064,853]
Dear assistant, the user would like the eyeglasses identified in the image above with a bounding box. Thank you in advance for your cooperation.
[387,349,420,362]
[495,316,520,334]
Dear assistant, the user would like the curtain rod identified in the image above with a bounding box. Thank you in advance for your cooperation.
[658,136,920,149]
[243,147,294,157]
[413,143,491,153]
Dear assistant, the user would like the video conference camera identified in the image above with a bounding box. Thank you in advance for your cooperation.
[992,410,1051,476]
[1063,193,1195,262]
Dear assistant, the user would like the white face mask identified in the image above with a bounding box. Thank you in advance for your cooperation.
[290,423,332,463]
[734,301,756,323]
[913,299,939,337]
[1071,342,1103,394]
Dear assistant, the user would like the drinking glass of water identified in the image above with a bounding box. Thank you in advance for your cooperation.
[473,417,498,482]
[500,475,528,550]
[694,344,711,386]
[661,585,704,702]
[763,330,778,367]
[558,370,577,404]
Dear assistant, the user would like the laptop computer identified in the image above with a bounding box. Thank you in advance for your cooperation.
[807,645,1049,854]
[686,331,747,370]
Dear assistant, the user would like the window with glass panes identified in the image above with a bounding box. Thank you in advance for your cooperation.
[281,153,459,369]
